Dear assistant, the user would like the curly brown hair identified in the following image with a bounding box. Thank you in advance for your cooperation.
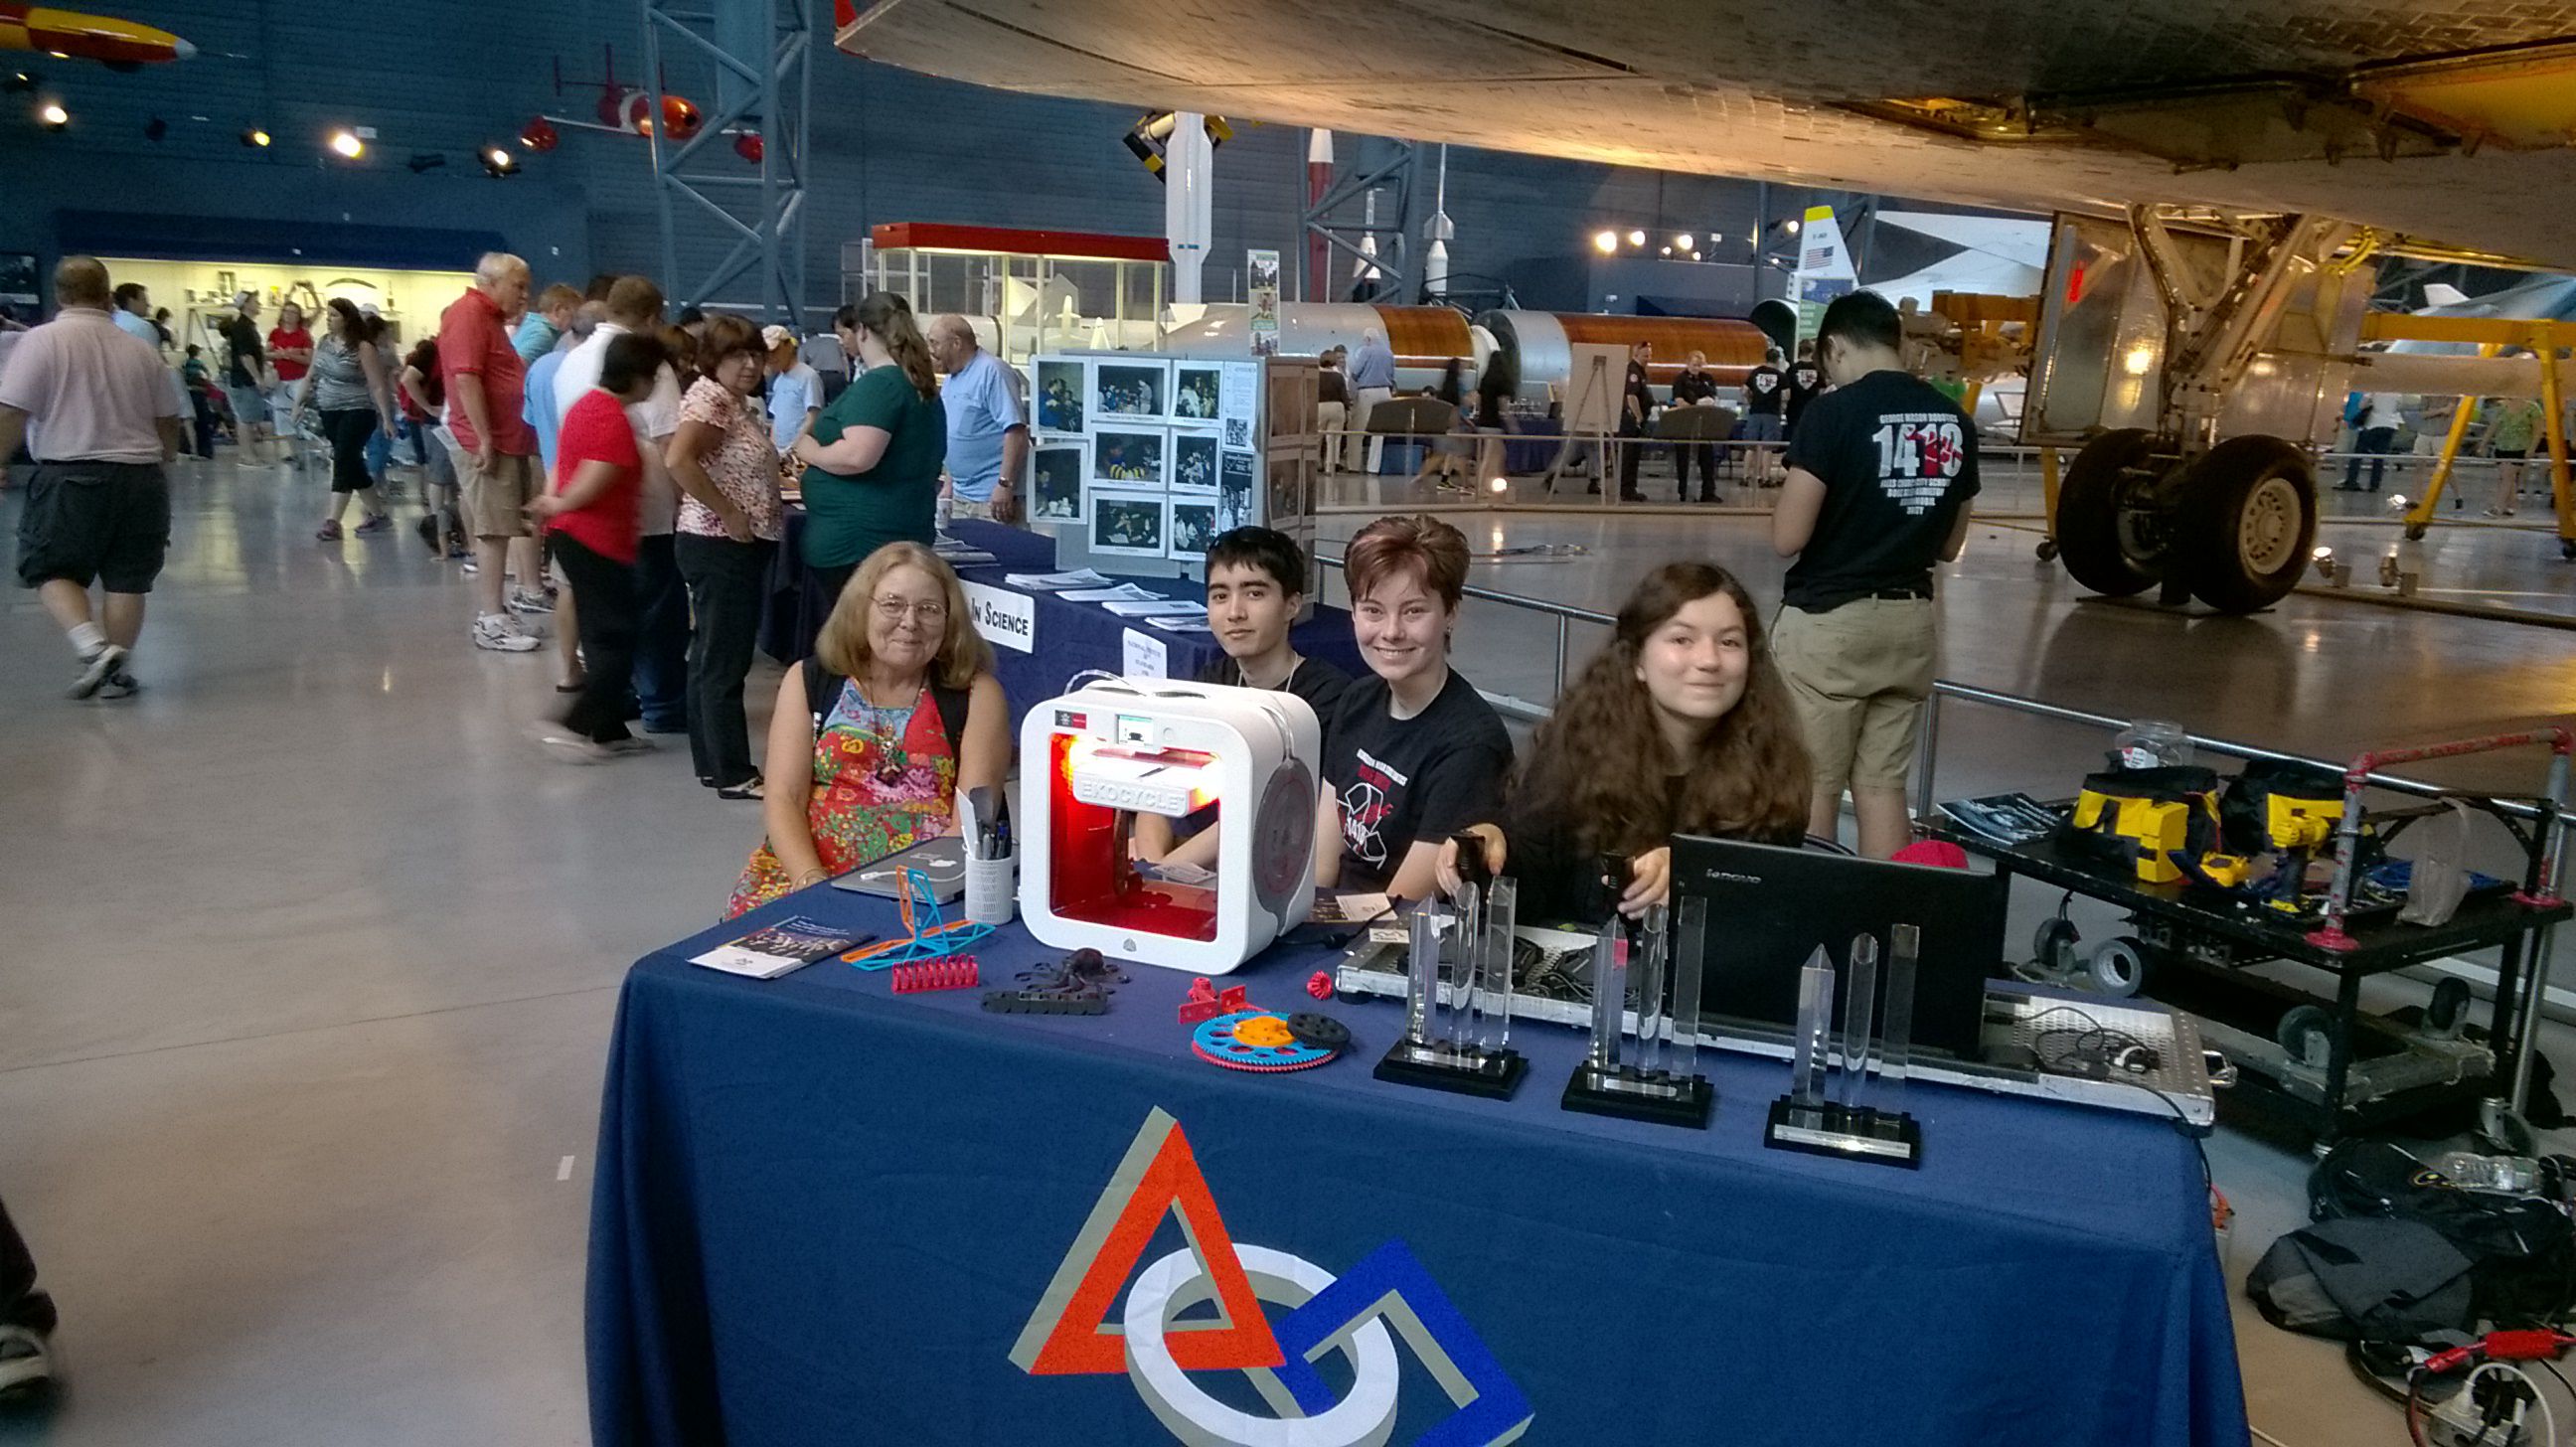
[1511,563,1811,857]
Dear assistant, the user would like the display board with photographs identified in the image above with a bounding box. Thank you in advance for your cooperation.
[1030,352,1318,571]
[1093,362,1168,421]
[1032,441,1085,521]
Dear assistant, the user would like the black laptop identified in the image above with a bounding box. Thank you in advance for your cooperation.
[1668,836,2008,1060]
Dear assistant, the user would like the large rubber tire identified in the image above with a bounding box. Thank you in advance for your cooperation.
[2054,429,2161,597]
[2176,435,2317,614]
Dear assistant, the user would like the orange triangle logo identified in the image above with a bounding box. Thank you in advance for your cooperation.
[1010,1109,1286,1376]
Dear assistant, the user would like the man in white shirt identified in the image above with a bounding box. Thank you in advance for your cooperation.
[555,275,690,731]
[0,256,184,698]
[2339,392,2406,493]
[110,282,193,448]
[762,324,821,451]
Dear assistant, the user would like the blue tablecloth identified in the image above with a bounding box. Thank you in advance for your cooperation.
[587,887,2246,1447]
[760,518,1366,734]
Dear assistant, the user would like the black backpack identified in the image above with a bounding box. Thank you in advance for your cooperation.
[801,657,970,751]
[2306,1141,2576,1328]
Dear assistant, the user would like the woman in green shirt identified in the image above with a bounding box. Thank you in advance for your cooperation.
[788,292,947,604]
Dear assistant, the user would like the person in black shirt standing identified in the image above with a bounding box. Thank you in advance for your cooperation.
[1437,563,1813,923]
[1739,346,1788,485]
[1784,340,1824,438]
[1318,515,1513,900]
[1615,341,1655,502]
[220,293,275,465]
[1770,290,1978,860]
[1668,350,1722,503]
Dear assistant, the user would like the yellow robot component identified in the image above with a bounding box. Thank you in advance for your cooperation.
[2069,769,2225,885]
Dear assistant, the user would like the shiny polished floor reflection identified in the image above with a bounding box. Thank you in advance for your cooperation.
[0,454,2566,1443]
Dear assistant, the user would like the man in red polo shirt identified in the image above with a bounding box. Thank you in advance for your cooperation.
[439,251,546,652]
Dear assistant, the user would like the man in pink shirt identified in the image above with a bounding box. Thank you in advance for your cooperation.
[439,251,547,652]
[0,256,183,699]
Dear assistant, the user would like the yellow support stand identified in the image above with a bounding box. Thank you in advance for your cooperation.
[2036,445,2062,560]
[2541,321,2576,557]
[2403,344,2496,537]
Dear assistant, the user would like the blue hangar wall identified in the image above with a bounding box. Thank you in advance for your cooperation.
[0,0,1820,317]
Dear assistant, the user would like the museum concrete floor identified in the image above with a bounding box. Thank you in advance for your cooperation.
[1,449,2570,1444]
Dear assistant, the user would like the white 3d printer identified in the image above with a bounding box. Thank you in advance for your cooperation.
[1018,679,1320,974]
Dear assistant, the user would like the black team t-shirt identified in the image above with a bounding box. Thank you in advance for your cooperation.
[1326,669,1514,893]
[1743,364,1787,416]
[1786,361,1824,430]
[1192,652,1353,759]
[1780,368,1980,611]
[1670,368,1718,406]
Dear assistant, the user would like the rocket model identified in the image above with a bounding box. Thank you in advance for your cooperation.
[0,5,195,68]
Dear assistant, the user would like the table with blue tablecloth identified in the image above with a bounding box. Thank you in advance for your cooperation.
[759,518,1366,732]
[587,885,2247,1447]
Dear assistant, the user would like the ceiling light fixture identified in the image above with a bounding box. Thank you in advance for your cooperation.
[1674,233,1693,251]
[328,127,365,159]
[37,99,69,130]
[143,115,167,141]
[1591,230,1617,254]
[1626,229,1645,247]
[480,144,517,177]
[404,152,445,174]
[241,125,269,147]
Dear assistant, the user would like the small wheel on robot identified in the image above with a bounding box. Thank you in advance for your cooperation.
[2422,976,2472,1042]
[2087,936,2147,998]
[2034,538,2059,563]
[2401,521,2428,543]
[2275,1004,2334,1072]
[2032,916,2081,978]
[2561,538,2576,562]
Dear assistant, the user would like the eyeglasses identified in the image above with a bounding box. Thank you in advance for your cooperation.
[875,597,947,621]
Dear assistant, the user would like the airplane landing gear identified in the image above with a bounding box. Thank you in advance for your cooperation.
[2052,430,2318,613]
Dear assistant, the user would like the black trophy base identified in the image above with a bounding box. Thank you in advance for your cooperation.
[1373,1039,1527,1099]
[1560,1063,1712,1129]
[1764,1096,1921,1169]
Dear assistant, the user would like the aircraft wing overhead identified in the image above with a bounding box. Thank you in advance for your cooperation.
[838,0,2576,270]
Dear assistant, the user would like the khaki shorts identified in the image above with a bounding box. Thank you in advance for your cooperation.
[949,497,1023,527]
[1771,595,1937,797]
[460,449,541,540]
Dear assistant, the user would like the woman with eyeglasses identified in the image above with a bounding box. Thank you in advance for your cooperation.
[666,313,786,800]
[727,542,1009,915]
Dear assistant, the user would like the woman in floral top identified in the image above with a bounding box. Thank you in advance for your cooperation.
[667,313,786,799]
[729,542,1009,916]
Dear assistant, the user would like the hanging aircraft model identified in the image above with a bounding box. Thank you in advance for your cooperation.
[0,4,192,67]
[837,2,2576,607]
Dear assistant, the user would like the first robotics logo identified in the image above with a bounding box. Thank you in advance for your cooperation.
[1012,1109,1533,1446]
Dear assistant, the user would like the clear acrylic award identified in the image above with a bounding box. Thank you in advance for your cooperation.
[1561,881,1713,1129]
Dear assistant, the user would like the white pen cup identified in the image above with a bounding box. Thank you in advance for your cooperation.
[965,850,1017,927]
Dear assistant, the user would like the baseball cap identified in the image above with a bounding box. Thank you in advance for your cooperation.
[761,324,795,351]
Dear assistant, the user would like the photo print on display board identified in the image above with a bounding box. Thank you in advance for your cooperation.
[1032,441,1085,521]
[1090,490,1168,558]
[1036,359,1087,432]
[1093,362,1168,420]
[1169,500,1217,561]
[1267,450,1306,520]
[1091,428,1167,487]
[1217,450,1256,530]
[1171,430,1218,493]
[1173,364,1222,421]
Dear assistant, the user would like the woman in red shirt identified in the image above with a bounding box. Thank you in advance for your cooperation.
[266,302,316,467]
[529,332,670,761]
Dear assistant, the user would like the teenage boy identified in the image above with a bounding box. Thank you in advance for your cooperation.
[1135,526,1351,864]
[1770,290,1978,860]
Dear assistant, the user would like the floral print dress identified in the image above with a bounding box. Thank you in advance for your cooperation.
[727,681,958,916]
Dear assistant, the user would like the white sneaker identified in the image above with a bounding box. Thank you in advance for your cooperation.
[69,643,128,699]
[540,732,614,764]
[471,614,541,652]
[506,587,555,616]
[0,1322,55,1399]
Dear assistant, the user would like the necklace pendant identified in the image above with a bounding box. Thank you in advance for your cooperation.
[876,758,905,785]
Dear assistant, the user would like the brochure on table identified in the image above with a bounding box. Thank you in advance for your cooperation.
[1028,351,1318,599]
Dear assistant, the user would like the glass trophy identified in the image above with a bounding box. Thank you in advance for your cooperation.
[1765,930,1922,1168]
[1372,846,1526,1098]
[1561,892,1713,1129]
